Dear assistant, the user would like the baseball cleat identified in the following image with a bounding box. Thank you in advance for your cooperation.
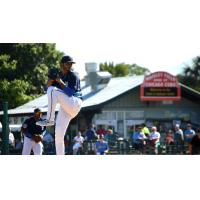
[36,119,55,127]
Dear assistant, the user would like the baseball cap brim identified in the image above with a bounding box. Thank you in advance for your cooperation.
[61,55,76,64]
[67,61,76,64]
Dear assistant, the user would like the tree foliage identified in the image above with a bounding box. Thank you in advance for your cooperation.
[128,64,150,75]
[100,62,150,77]
[0,43,64,110]
[177,56,200,92]
[0,79,32,109]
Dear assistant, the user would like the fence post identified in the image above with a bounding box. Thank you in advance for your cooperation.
[2,102,9,155]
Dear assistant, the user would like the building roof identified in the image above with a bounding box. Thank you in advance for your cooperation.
[0,75,144,115]
[1,74,200,115]
[82,75,144,108]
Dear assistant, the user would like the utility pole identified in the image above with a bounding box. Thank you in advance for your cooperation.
[2,102,9,155]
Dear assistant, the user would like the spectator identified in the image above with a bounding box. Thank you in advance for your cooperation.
[15,138,23,150]
[73,131,84,155]
[43,130,54,143]
[85,124,98,141]
[184,124,195,144]
[149,126,160,154]
[96,125,106,135]
[165,130,174,145]
[141,123,150,138]
[9,127,15,148]
[64,134,71,154]
[189,128,200,155]
[174,124,184,144]
[95,134,109,155]
[105,128,113,138]
[42,130,55,154]
[105,129,116,146]
[174,124,184,153]
[132,126,146,152]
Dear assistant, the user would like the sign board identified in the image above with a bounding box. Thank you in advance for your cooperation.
[140,71,181,101]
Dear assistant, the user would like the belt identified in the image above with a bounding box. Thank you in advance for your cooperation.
[25,133,32,139]
[25,133,42,139]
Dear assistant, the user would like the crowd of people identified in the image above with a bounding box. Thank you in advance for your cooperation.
[1,120,200,155]
[131,124,161,154]
[130,123,200,155]
[67,124,113,155]
[0,121,114,155]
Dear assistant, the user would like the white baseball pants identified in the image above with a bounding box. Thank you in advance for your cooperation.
[46,86,82,155]
[22,136,43,155]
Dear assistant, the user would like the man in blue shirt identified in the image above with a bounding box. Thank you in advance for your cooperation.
[37,55,82,155]
[132,126,146,151]
[95,135,109,155]
[85,124,98,141]
[184,124,195,143]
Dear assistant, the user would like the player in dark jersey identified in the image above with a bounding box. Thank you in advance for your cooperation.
[36,55,82,155]
[22,108,45,155]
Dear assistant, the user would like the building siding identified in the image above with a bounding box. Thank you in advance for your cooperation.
[103,86,200,109]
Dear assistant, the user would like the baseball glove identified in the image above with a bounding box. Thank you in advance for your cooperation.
[48,67,60,80]
[32,135,43,143]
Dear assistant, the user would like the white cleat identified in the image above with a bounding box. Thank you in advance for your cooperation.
[36,119,55,127]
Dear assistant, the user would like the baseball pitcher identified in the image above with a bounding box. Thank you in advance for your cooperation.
[36,55,82,155]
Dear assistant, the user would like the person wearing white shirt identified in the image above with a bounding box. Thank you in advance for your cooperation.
[149,126,160,154]
[9,127,15,148]
[73,131,84,155]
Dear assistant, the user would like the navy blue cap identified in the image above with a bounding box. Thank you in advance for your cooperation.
[61,55,75,64]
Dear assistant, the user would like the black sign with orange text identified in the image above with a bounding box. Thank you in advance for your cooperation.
[140,72,181,101]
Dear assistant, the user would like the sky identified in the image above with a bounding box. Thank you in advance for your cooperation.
[53,0,200,78]
[1,0,200,78]
[0,0,200,75]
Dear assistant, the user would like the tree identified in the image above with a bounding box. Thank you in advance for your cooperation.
[0,79,32,109]
[177,56,200,92]
[0,54,17,80]
[0,43,64,110]
[100,62,115,75]
[115,63,129,77]
[129,64,150,75]
[99,62,150,77]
